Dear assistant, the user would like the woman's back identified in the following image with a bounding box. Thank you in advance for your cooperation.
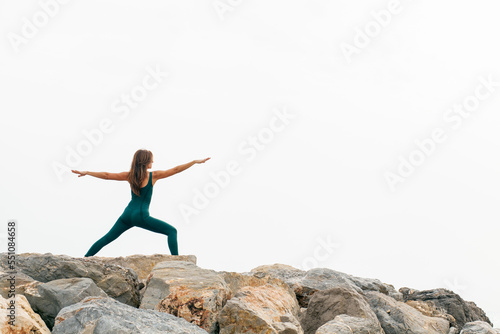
[123,171,154,219]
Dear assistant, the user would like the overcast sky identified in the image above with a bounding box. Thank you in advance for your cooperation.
[1,0,499,326]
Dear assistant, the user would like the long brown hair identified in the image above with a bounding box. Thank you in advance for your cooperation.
[127,149,153,196]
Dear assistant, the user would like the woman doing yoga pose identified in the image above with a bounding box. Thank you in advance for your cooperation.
[72,149,210,257]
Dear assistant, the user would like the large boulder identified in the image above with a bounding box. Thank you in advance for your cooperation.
[367,290,450,334]
[251,264,401,307]
[0,252,142,307]
[23,277,108,329]
[217,283,303,334]
[0,294,50,334]
[52,295,208,334]
[300,286,383,334]
[140,261,231,333]
[251,265,360,308]
[400,287,493,332]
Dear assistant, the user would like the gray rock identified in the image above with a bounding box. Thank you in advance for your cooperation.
[400,287,492,332]
[0,252,142,307]
[253,265,362,308]
[0,269,37,298]
[300,286,383,334]
[348,274,403,301]
[24,277,108,329]
[460,321,498,334]
[367,290,450,334]
[52,295,208,334]
[316,314,385,334]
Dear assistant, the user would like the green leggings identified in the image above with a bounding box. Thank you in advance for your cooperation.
[84,215,178,256]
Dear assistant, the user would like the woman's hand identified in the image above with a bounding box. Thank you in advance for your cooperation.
[72,170,88,177]
[194,158,211,164]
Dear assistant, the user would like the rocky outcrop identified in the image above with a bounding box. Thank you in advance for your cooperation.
[400,287,493,332]
[0,294,51,334]
[52,296,207,334]
[0,252,142,307]
[2,252,497,334]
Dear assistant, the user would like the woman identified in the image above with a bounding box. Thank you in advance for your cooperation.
[72,149,210,257]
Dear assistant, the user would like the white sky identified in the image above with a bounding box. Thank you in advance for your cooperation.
[1,0,499,326]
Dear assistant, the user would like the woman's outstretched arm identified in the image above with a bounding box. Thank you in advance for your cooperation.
[153,158,211,181]
[71,170,129,180]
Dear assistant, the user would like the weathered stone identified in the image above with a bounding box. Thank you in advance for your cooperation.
[23,277,108,329]
[316,314,385,334]
[406,299,456,325]
[52,295,208,334]
[88,253,197,280]
[348,274,403,301]
[0,252,142,307]
[252,265,361,308]
[300,286,383,334]
[219,270,297,301]
[0,294,50,334]
[250,264,306,281]
[400,287,492,332]
[218,283,303,334]
[0,269,37,299]
[367,290,450,334]
[141,261,230,333]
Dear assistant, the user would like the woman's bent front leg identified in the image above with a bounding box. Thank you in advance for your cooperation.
[140,216,179,255]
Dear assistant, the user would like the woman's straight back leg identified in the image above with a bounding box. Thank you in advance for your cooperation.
[84,217,132,257]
